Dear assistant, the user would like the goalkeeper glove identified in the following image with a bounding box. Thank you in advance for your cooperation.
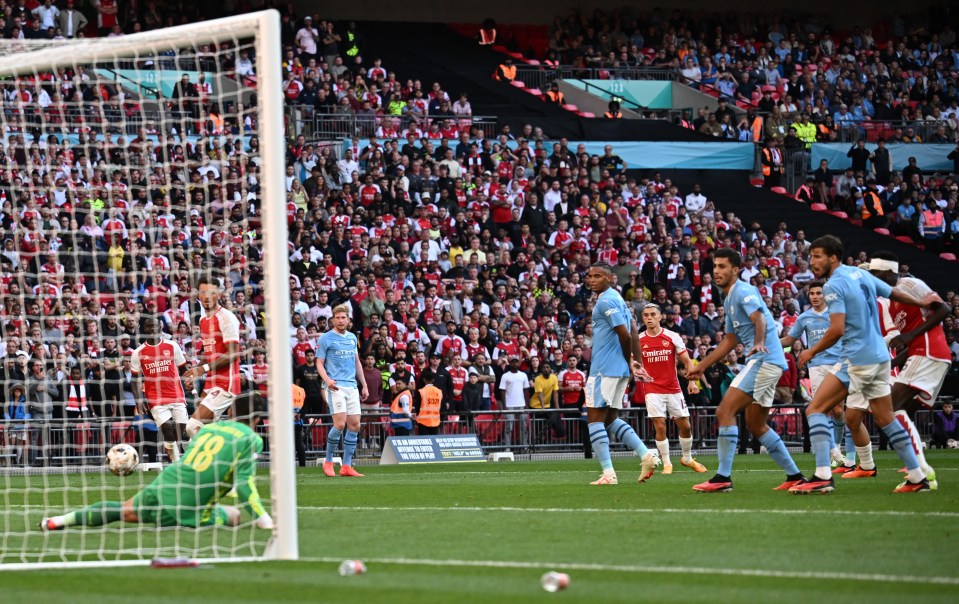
[255,513,274,530]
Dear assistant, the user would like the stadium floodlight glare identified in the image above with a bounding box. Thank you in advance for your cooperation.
[0,10,296,569]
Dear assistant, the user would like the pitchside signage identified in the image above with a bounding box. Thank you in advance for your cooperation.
[380,435,486,464]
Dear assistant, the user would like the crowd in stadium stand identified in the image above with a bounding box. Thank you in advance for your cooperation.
[0,12,956,450]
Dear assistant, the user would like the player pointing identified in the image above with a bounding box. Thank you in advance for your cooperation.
[183,276,242,438]
[41,392,273,530]
[130,316,188,461]
[316,304,369,478]
[790,237,936,494]
[583,262,660,486]
[638,303,707,474]
[685,248,804,493]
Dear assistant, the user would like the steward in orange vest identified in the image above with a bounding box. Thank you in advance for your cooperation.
[390,389,414,436]
[860,182,886,228]
[494,58,516,81]
[545,83,564,104]
[761,139,783,188]
[604,100,622,118]
[416,375,443,435]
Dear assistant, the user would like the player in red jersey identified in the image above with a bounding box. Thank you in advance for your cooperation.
[638,304,707,474]
[183,276,242,438]
[130,316,188,461]
[867,253,949,489]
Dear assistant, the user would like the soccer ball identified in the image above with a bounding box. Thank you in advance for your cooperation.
[106,444,140,476]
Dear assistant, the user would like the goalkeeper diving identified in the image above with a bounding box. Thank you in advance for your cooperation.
[41,392,273,531]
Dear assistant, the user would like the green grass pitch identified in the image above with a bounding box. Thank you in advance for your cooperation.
[3,450,958,603]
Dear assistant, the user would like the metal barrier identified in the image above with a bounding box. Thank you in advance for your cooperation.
[0,405,942,468]
[287,106,502,141]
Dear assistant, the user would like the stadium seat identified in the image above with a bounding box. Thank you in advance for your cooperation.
[562,103,578,112]
[578,111,595,117]
[770,186,788,195]
[896,235,915,245]
[510,80,526,88]
[525,87,542,96]
[810,203,829,211]
[873,227,891,235]
[749,176,764,187]
[830,211,848,219]
[941,253,957,261]
[526,59,540,66]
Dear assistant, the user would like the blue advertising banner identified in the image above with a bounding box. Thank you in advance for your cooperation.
[380,435,486,465]
[811,143,956,172]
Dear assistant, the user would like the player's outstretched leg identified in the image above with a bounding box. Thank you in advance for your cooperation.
[894,410,937,489]
[610,417,658,481]
[41,501,123,531]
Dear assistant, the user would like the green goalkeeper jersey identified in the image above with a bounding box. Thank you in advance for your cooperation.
[133,421,267,527]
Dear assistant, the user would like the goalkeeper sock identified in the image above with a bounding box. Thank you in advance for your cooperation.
[588,422,614,473]
[607,418,648,457]
[57,501,123,527]
[325,427,342,463]
[655,440,671,467]
[342,430,359,466]
[679,436,694,462]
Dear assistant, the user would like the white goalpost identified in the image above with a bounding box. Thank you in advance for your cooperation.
[0,10,296,568]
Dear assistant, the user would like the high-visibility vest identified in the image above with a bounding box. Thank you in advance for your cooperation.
[922,209,944,237]
[479,28,496,44]
[390,389,413,430]
[292,384,305,409]
[495,64,516,81]
[751,116,763,142]
[861,191,884,220]
[761,148,782,176]
[416,385,442,427]
[546,90,564,104]
[345,31,359,57]
[604,111,622,118]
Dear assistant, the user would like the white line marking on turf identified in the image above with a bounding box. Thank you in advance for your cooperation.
[298,556,959,586]
[300,505,959,518]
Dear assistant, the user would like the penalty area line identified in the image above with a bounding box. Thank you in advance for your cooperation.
[300,505,959,518]
[299,556,959,585]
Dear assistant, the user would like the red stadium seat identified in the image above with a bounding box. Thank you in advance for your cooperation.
[510,80,526,88]
[561,103,578,112]
[895,235,915,245]
[810,203,829,211]
[940,253,957,261]
[873,227,891,235]
[749,176,764,187]
[830,211,848,219]
[525,87,541,96]
[578,111,595,117]
[770,186,788,195]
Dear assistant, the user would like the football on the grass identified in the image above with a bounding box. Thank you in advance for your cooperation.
[107,444,140,476]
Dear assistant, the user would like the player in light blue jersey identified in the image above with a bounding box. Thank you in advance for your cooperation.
[791,236,936,494]
[686,249,804,493]
[316,304,369,478]
[780,281,848,468]
[584,263,661,486]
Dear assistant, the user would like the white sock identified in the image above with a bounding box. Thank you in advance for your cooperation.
[656,440,671,466]
[603,468,617,478]
[895,411,931,473]
[856,444,875,470]
[679,436,693,462]
[814,465,832,480]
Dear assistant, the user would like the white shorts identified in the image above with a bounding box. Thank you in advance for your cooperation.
[894,356,950,407]
[808,364,832,397]
[846,389,869,412]
[844,361,891,402]
[150,403,189,426]
[645,392,689,419]
[327,385,362,416]
[729,359,783,407]
[584,375,629,410]
[199,387,236,421]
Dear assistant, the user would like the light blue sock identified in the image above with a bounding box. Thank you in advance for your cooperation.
[844,427,856,465]
[342,430,359,466]
[831,418,844,448]
[589,422,613,472]
[608,418,648,457]
[880,421,920,471]
[759,429,801,476]
[717,425,738,477]
[807,413,833,474]
[325,427,342,463]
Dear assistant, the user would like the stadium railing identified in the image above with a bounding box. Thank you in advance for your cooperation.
[285,106,503,140]
[0,402,946,468]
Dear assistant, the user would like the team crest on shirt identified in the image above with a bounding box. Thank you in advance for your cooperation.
[163,350,171,357]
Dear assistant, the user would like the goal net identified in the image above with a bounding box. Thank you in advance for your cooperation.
[0,11,296,568]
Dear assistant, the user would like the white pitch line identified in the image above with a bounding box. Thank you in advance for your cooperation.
[298,555,959,586]
[300,505,959,518]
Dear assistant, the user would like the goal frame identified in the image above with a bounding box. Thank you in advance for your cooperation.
[0,9,297,568]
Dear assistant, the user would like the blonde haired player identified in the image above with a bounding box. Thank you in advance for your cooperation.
[183,275,242,438]
[638,304,707,474]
